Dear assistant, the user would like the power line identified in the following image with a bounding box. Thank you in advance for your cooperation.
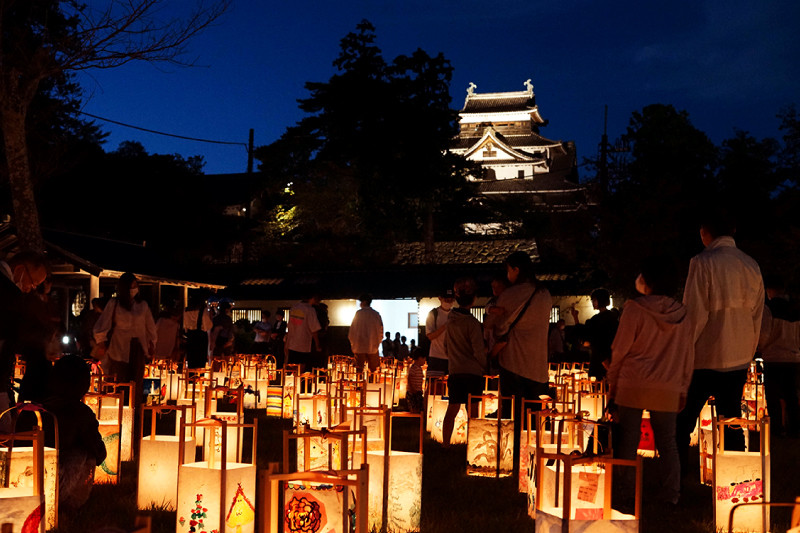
[80,111,249,150]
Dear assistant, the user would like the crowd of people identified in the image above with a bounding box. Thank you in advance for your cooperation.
[0,207,797,520]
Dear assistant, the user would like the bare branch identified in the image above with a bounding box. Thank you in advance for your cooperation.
[57,0,230,71]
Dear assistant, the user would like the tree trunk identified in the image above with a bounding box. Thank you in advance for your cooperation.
[2,106,44,252]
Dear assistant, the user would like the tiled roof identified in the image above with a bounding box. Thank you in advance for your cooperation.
[452,132,559,151]
[393,239,538,265]
[477,174,584,193]
[462,95,535,113]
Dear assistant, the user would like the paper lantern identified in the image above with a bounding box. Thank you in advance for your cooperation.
[712,417,770,533]
[296,394,330,429]
[430,398,467,444]
[288,427,366,472]
[533,451,641,532]
[204,387,245,465]
[99,382,135,462]
[261,466,369,533]
[365,411,424,533]
[137,405,195,510]
[84,392,124,484]
[176,418,258,533]
[0,404,59,532]
[466,395,514,478]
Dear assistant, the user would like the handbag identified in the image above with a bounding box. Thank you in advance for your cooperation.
[489,286,539,357]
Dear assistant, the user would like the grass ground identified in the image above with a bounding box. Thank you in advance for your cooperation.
[50,411,800,533]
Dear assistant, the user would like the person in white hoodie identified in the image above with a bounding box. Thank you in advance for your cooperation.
[607,256,694,506]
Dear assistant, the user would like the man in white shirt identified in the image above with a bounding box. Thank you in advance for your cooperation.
[677,210,764,475]
[285,295,322,373]
[348,294,384,372]
[425,289,454,376]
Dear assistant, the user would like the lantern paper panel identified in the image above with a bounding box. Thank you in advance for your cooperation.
[101,404,134,462]
[524,442,583,516]
[519,432,574,494]
[297,395,329,429]
[241,379,268,410]
[466,419,514,477]
[283,381,296,419]
[541,462,607,519]
[176,462,256,533]
[0,446,58,530]
[430,399,467,444]
[690,401,714,446]
[204,414,243,464]
[366,451,422,533]
[535,507,638,533]
[296,437,343,472]
[0,492,42,533]
[283,482,352,533]
[266,385,284,417]
[95,422,121,484]
[714,451,770,533]
[425,395,441,433]
[137,435,195,510]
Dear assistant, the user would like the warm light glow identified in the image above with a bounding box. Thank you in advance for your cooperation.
[137,435,195,510]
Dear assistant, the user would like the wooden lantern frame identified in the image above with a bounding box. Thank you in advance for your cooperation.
[0,403,60,532]
[259,464,369,533]
[84,391,124,484]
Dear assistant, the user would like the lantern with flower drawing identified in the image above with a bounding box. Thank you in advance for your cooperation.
[712,417,770,533]
[84,391,123,484]
[261,465,368,533]
[136,405,195,510]
[0,404,59,532]
[176,418,258,533]
[466,394,514,478]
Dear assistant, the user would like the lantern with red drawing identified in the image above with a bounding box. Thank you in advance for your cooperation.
[712,417,770,533]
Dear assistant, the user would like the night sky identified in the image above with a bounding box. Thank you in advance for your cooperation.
[75,0,800,176]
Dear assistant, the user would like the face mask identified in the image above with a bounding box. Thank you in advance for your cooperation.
[130,288,139,298]
[635,274,647,295]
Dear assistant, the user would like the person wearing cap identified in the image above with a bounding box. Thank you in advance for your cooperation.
[348,294,384,372]
[425,289,455,376]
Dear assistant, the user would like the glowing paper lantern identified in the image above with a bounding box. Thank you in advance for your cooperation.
[296,394,330,429]
[430,398,467,444]
[466,395,514,478]
[713,417,770,533]
[261,466,369,533]
[84,392,123,484]
[136,405,195,510]
[176,418,258,533]
[0,405,59,532]
[99,382,135,462]
[533,451,641,532]
[365,412,424,533]
[288,427,366,472]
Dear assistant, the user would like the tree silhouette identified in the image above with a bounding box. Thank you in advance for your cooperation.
[0,0,228,251]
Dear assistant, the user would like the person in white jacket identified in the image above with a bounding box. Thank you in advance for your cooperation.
[676,210,763,474]
[607,256,694,506]
[348,294,384,372]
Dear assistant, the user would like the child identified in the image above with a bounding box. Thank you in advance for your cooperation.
[442,278,487,446]
[43,355,107,512]
[406,352,426,413]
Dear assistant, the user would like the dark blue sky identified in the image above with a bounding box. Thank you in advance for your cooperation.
[76,0,800,176]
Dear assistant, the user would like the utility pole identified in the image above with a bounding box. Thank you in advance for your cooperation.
[247,128,255,174]
[597,105,629,201]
